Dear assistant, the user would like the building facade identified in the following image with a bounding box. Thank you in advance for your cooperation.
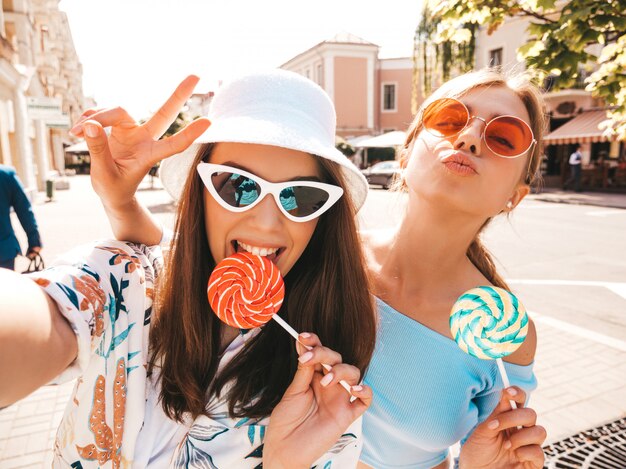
[0,0,87,195]
[281,33,417,139]
[474,14,625,191]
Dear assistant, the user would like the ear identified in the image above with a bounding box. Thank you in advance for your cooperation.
[508,184,530,210]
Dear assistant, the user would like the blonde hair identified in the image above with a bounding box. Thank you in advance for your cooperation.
[398,68,548,288]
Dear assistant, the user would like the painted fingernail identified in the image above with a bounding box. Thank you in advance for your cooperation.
[320,373,334,387]
[507,387,518,396]
[298,351,313,363]
[84,124,98,138]
[299,332,311,339]
[488,419,499,430]
[351,385,363,392]
[503,440,512,450]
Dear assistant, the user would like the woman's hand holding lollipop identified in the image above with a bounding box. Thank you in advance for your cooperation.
[209,253,372,468]
[460,386,546,469]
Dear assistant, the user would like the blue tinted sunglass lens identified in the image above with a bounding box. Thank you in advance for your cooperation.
[282,186,330,218]
[212,172,261,208]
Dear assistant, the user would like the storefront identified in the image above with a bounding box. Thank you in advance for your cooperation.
[543,109,626,192]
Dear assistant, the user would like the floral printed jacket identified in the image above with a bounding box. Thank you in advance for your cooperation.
[30,240,362,468]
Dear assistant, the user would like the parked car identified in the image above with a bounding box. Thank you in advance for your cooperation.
[361,160,401,189]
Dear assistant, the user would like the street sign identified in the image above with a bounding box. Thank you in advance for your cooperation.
[26,96,62,119]
[45,114,71,129]
[26,97,70,128]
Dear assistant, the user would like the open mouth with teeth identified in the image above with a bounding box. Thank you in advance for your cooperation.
[232,240,285,264]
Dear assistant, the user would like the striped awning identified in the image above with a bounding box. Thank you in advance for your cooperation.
[544,110,616,145]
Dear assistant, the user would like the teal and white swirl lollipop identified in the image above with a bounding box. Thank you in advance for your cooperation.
[450,286,529,408]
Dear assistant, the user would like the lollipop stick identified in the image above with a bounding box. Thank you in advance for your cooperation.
[271,315,355,398]
[496,358,518,410]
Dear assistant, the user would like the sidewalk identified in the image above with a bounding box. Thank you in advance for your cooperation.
[528,187,626,209]
[1,176,625,467]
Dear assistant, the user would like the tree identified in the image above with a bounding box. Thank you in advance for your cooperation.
[416,0,626,139]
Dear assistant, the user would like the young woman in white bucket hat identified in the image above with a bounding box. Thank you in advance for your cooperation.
[66,69,545,468]
[0,70,377,468]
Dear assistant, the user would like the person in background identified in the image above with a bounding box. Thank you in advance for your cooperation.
[564,144,583,192]
[0,164,42,270]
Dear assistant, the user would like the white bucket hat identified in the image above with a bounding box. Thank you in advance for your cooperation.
[159,69,368,210]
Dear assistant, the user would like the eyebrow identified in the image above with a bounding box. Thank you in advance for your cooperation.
[220,161,322,182]
[464,104,528,133]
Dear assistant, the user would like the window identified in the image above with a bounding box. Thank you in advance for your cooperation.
[489,48,503,67]
[382,83,396,112]
[316,64,323,85]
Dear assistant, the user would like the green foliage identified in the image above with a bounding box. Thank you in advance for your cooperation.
[162,111,189,138]
[415,0,626,139]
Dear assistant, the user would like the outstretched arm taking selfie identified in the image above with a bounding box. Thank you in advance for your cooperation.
[0,268,76,406]
[70,75,210,245]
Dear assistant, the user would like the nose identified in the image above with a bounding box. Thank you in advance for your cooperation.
[454,116,485,155]
[247,193,285,232]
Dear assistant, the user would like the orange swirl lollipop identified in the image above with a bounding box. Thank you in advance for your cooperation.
[208,252,285,329]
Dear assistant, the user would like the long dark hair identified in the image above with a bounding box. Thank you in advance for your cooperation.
[148,144,376,420]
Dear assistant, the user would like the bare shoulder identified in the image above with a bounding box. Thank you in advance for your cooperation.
[504,317,537,366]
[360,228,395,267]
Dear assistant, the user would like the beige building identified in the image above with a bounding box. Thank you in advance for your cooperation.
[0,0,87,194]
[474,15,624,190]
[281,33,417,139]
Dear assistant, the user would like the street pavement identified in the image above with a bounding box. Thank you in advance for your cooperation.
[1,176,625,467]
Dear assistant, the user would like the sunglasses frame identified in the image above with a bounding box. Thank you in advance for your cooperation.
[197,162,344,223]
[422,97,537,159]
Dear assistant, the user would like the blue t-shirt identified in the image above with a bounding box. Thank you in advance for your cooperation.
[361,297,537,469]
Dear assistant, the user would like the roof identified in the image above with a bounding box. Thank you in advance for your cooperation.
[544,110,618,145]
[324,32,378,46]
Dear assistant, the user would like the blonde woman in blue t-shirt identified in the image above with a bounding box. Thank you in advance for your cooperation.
[75,68,546,468]
[359,68,546,469]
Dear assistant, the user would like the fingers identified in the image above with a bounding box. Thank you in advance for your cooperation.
[494,407,537,432]
[70,107,136,137]
[70,108,104,135]
[513,444,545,468]
[151,117,210,165]
[508,425,547,451]
[144,75,201,139]
[490,387,527,418]
[81,120,118,176]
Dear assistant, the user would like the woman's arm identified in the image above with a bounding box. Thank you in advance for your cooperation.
[70,75,210,245]
[0,268,77,406]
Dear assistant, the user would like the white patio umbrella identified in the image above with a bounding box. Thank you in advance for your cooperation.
[353,130,406,148]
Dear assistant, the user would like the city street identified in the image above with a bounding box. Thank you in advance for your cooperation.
[1,175,626,467]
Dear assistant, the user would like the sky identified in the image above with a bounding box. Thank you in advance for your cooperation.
[58,0,423,119]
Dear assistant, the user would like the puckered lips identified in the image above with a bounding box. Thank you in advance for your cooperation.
[440,150,478,176]
[230,239,285,264]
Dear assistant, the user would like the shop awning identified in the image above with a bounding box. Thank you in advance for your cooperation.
[65,140,88,153]
[544,110,616,145]
[353,130,406,148]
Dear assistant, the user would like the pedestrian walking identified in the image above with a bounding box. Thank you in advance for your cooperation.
[0,164,42,270]
[564,144,583,191]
